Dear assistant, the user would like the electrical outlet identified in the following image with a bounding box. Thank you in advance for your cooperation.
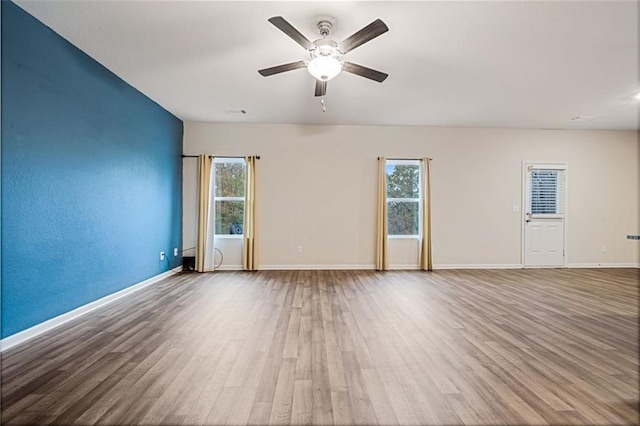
[601,245,607,253]
[174,248,178,256]
[297,246,303,254]
[512,205,520,212]
[160,251,165,260]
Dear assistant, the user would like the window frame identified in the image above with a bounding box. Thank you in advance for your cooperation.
[213,157,246,238]
[385,159,422,238]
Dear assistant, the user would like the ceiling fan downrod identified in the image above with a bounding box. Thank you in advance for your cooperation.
[317,21,332,38]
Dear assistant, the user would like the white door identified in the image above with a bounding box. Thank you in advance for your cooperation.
[523,164,566,267]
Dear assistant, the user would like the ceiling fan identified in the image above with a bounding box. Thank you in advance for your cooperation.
[258,16,389,98]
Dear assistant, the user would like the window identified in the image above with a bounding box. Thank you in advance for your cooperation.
[214,158,246,235]
[528,168,565,216]
[386,159,421,236]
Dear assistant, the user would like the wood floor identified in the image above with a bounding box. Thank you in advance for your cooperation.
[1,269,638,425]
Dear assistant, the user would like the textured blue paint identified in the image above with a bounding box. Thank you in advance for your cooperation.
[1,2,183,338]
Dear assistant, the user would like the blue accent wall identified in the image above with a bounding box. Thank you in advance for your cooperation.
[1,2,183,338]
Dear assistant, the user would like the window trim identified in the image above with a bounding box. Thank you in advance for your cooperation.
[385,159,422,238]
[213,158,246,236]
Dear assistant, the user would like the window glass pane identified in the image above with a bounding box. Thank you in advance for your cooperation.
[388,201,419,236]
[215,200,244,235]
[386,164,419,198]
[215,161,246,197]
[531,170,558,214]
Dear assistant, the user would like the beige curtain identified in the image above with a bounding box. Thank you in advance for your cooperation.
[420,158,433,271]
[196,154,214,272]
[376,157,389,271]
[243,156,258,271]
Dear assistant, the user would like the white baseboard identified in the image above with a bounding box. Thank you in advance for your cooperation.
[1,266,182,352]
[434,264,523,270]
[213,263,638,272]
[566,263,640,268]
[259,264,376,271]
[434,263,638,270]
[215,265,244,271]
[389,264,421,270]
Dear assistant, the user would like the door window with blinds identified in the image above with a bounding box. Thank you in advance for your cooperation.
[527,166,566,217]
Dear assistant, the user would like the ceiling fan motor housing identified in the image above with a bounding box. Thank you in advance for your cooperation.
[312,40,340,58]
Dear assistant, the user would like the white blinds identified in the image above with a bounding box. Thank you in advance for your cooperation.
[528,168,565,215]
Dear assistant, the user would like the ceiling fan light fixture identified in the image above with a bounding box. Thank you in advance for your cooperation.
[308,56,342,81]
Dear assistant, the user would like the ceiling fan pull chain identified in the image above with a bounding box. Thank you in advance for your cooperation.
[321,96,326,112]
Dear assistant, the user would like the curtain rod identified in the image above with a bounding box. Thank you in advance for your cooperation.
[182,155,261,159]
[378,157,433,161]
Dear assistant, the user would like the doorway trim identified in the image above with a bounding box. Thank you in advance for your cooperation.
[521,161,569,268]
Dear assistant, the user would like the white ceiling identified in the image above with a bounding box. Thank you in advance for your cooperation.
[15,1,640,130]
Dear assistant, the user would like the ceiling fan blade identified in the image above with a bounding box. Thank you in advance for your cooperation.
[315,80,327,97]
[339,19,388,53]
[268,16,314,50]
[342,62,388,83]
[258,61,307,77]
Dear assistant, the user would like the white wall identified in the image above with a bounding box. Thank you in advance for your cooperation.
[183,123,639,269]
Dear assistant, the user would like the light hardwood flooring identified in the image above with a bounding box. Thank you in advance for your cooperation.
[1,269,638,425]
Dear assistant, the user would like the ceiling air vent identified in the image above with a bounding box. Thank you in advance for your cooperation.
[224,109,247,115]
